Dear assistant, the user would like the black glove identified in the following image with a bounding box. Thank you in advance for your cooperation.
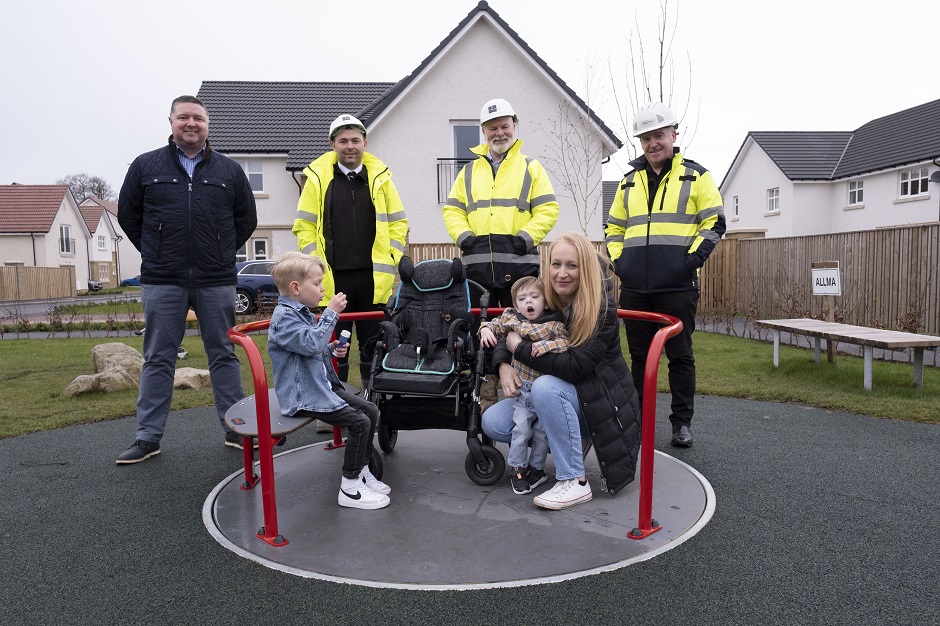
[512,236,529,255]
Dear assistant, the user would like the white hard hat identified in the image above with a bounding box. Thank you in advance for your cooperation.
[480,98,516,124]
[633,102,678,137]
[329,114,367,139]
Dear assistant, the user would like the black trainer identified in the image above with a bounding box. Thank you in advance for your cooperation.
[671,425,694,447]
[525,465,548,490]
[510,466,532,494]
[116,440,160,464]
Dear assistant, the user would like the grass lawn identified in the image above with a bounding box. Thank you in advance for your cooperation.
[0,328,936,439]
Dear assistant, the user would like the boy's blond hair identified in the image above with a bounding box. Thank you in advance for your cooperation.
[271,251,326,295]
[510,275,544,301]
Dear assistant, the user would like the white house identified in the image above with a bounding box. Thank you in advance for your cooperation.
[0,184,93,291]
[197,0,623,262]
[720,98,940,238]
[80,197,141,284]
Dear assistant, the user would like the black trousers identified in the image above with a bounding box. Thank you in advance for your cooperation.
[621,290,699,429]
[332,268,383,383]
[296,387,378,479]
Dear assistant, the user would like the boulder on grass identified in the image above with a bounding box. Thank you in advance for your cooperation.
[91,343,144,385]
[174,367,211,390]
[62,366,137,397]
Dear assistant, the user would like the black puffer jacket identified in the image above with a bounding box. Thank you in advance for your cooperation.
[118,139,257,287]
[494,294,641,494]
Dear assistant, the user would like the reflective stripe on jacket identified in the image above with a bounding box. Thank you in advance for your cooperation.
[292,151,408,307]
[605,151,725,293]
[442,139,558,289]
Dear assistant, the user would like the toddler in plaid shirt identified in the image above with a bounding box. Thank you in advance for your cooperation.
[479,276,568,494]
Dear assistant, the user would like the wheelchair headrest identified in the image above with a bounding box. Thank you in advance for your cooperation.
[399,257,465,292]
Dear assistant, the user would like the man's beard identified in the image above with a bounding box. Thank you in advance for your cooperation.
[488,136,513,156]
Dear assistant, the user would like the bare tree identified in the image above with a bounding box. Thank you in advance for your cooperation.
[56,172,116,203]
[608,0,697,164]
[538,99,606,238]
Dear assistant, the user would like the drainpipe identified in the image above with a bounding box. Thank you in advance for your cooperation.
[291,170,303,195]
[30,233,38,265]
[932,159,940,222]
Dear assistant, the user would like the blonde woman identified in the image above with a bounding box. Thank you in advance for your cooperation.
[482,232,640,510]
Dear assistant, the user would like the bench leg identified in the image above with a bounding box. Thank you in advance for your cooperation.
[813,337,821,364]
[772,330,780,368]
[913,348,924,388]
[864,346,873,390]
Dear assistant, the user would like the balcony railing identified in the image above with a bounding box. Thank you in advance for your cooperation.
[436,158,473,203]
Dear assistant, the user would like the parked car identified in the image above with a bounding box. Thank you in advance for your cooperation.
[87,279,103,292]
[120,275,141,287]
[235,260,277,314]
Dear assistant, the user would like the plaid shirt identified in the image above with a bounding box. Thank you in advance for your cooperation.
[481,308,568,382]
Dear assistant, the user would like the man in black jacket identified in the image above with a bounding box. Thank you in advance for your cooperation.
[116,95,258,464]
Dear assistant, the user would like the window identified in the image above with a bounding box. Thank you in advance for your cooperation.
[848,180,863,206]
[240,159,264,192]
[252,238,268,260]
[98,265,109,281]
[59,224,75,255]
[732,196,739,219]
[766,188,779,213]
[236,243,248,264]
[453,125,480,161]
[97,235,107,250]
[899,167,928,198]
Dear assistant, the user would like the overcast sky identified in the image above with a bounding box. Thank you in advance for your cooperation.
[2,0,936,194]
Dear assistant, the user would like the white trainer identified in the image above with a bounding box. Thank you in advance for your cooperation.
[533,478,592,510]
[338,482,390,510]
[360,466,391,495]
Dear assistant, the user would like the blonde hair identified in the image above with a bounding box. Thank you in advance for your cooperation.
[542,232,610,346]
[271,251,325,294]
[510,275,544,301]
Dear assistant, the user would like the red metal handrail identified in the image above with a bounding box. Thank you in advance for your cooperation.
[618,310,683,539]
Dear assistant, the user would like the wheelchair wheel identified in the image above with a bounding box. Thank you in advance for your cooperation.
[368,445,384,480]
[465,445,505,486]
[378,424,398,453]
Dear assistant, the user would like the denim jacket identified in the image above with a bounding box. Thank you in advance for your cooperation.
[268,296,346,415]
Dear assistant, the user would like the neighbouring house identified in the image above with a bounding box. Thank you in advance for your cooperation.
[80,197,141,285]
[197,0,623,263]
[0,184,93,297]
[720,98,940,238]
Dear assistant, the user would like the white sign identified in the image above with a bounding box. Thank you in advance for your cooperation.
[812,267,841,295]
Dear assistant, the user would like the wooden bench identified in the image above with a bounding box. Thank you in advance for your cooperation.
[756,318,940,390]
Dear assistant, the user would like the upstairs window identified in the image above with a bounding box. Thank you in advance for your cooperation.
[899,167,928,198]
[97,235,107,250]
[848,180,864,206]
[766,188,779,214]
[240,159,264,192]
[732,195,739,219]
[59,224,75,255]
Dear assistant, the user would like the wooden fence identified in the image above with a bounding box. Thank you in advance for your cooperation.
[699,223,940,336]
[411,224,940,336]
[0,266,76,301]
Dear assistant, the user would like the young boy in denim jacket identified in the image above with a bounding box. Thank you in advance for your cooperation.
[268,251,391,509]
[479,276,568,494]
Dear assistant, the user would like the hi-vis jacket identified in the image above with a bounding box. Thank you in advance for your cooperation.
[605,150,725,293]
[442,139,558,289]
[292,151,408,307]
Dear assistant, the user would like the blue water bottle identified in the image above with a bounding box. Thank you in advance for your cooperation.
[332,330,351,357]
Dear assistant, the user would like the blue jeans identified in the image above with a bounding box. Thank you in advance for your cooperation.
[136,284,243,442]
[506,382,549,470]
[482,375,587,481]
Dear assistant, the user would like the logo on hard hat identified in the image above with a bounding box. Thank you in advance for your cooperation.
[488,105,497,114]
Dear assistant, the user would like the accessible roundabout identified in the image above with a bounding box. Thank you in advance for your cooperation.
[203,430,715,590]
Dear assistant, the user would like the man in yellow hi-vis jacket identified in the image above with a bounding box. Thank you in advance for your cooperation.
[443,98,559,308]
[605,103,725,448]
[292,114,408,386]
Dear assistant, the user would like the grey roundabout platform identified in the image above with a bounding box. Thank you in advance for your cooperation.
[203,430,715,590]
